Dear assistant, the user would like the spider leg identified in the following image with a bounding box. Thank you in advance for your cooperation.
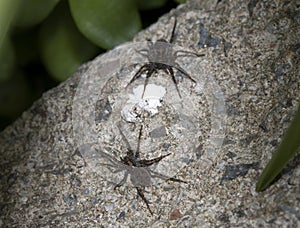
[135,125,143,159]
[174,50,205,58]
[137,153,171,167]
[136,187,153,215]
[174,63,197,84]
[94,148,125,168]
[141,67,156,98]
[150,170,187,183]
[168,67,182,98]
[126,64,149,88]
[169,17,177,43]
[141,75,149,98]
[114,172,129,190]
[117,124,135,159]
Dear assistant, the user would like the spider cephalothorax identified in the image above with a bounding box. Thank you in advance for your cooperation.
[96,124,186,215]
[127,17,204,98]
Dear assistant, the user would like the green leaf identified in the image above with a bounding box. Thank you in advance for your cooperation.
[0,0,19,73]
[136,0,167,10]
[69,0,142,49]
[0,72,32,118]
[39,2,98,81]
[256,105,300,192]
[174,0,186,3]
[14,0,60,28]
[0,37,15,81]
[12,28,40,67]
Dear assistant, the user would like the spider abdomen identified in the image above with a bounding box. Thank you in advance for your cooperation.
[130,167,152,187]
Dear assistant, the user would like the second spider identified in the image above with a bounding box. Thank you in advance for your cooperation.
[127,17,204,98]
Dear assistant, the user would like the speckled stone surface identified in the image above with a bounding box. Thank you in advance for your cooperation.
[1,0,299,227]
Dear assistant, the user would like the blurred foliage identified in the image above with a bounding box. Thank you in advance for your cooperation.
[14,0,60,28]
[0,0,184,130]
[256,105,300,192]
[0,0,18,81]
[69,0,142,49]
[137,0,168,10]
[39,1,99,81]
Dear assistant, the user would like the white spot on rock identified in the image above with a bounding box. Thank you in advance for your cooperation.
[121,84,166,122]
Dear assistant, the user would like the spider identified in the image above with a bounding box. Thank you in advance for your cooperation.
[126,17,204,98]
[95,124,186,215]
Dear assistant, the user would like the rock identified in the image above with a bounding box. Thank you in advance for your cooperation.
[169,208,183,220]
[0,0,299,227]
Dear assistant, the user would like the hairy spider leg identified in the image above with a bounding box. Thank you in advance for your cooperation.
[136,187,153,215]
[96,161,123,174]
[128,62,158,98]
[126,64,149,87]
[117,124,135,159]
[93,148,131,188]
[126,64,155,99]
[150,169,187,183]
[164,66,182,98]
[169,16,177,43]
[174,62,197,84]
[137,152,172,167]
[95,148,126,172]
[175,50,205,58]
[114,172,129,190]
[141,66,157,98]
[135,125,143,159]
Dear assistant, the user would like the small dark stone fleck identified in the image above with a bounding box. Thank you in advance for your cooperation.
[247,0,259,17]
[259,123,268,132]
[225,103,240,116]
[274,64,291,80]
[239,134,257,147]
[292,10,300,25]
[83,188,90,195]
[223,39,232,57]
[182,157,192,165]
[218,213,230,223]
[286,98,293,107]
[221,162,259,183]
[70,175,82,188]
[117,211,126,220]
[95,98,112,122]
[63,193,77,206]
[289,43,300,52]
[91,197,100,205]
[226,151,237,159]
[195,144,203,159]
[270,139,278,147]
[232,207,246,218]
[162,143,171,151]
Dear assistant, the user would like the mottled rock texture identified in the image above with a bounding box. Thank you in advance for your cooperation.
[1,0,299,227]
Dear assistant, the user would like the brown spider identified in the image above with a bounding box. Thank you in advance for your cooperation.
[96,124,186,215]
[127,17,204,98]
